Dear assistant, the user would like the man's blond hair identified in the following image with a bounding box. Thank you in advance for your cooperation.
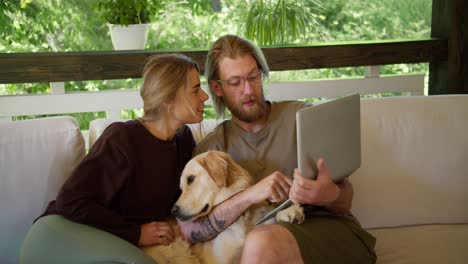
[205,35,269,119]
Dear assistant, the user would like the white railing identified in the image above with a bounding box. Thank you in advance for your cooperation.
[0,66,425,121]
[267,73,424,101]
[0,66,425,149]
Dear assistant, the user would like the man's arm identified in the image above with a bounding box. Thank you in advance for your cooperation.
[179,171,292,243]
[178,189,252,243]
[324,179,352,214]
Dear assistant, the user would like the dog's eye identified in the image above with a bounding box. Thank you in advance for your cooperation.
[187,175,195,185]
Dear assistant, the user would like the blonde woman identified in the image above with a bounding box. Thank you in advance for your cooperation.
[21,54,208,264]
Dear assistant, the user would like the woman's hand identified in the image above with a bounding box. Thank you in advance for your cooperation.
[138,221,175,246]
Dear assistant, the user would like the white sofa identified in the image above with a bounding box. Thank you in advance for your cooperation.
[1,95,467,263]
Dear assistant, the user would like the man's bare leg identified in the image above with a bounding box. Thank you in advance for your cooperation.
[240,224,304,264]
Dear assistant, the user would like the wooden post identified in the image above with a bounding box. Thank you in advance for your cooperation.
[429,0,467,94]
[449,0,468,93]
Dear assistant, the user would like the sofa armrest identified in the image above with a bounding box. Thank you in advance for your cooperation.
[0,116,85,264]
[20,215,155,264]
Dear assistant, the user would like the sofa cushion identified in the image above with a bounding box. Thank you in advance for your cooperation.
[88,118,118,149]
[351,95,468,229]
[0,116,85,264]
[368,224,468,264]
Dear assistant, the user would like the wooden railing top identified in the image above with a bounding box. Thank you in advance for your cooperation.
[0,38,448,84]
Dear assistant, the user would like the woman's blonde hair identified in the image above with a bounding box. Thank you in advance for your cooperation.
[205,34,269,119]
[140,53,199,121]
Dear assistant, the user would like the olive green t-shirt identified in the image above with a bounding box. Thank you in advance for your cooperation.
[194,101,307,182]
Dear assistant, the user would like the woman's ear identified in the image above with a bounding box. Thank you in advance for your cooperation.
[211,80,224,97]
[162,100,173,113]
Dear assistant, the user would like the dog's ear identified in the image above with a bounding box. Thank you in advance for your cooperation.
[224,155,246,187]
[198,151,229,187]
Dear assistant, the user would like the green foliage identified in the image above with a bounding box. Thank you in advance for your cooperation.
[240,0,321,45]
[315,0,431,41]
[1,0,433,127]
[0,0,109,52]
[96,0,164,26]
[178,0,215,15]
[152,2,233,49]
[202,105,218,119]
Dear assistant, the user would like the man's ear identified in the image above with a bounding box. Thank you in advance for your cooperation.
[211,80,224,97]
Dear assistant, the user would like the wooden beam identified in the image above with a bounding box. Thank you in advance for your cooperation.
[0,50,207,84]
[0,39,447,84]
[263,39,447,71]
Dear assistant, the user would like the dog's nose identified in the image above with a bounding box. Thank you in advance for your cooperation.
[171,205,180,215]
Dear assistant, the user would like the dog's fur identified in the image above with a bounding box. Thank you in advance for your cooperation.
[143,151,304,264]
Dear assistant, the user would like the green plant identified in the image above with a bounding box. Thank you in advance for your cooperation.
[96,0,164,26]
[240,0,321,46]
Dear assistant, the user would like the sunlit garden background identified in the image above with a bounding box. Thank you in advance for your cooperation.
[0,0,432,128]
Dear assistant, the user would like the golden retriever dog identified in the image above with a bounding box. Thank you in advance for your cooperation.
[143,151,304,264]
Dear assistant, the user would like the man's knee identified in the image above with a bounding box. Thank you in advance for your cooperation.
[245,225,274,249]
[244,224,295,252]
[242,224,303,264]
[242,225,281,262]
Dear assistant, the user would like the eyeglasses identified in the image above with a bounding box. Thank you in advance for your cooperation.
[216,70,263,90]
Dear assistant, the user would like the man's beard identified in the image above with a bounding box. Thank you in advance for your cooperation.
[224,93,267,123]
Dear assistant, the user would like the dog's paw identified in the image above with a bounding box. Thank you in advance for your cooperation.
[276,205,305,224]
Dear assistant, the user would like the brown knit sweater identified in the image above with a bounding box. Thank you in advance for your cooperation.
[40,120,195,245]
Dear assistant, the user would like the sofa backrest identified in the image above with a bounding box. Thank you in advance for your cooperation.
[0,116,85,264]
[351,95,468,229]
[88,118,220,148]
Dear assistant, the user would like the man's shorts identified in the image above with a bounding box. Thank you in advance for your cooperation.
[278,214,377,264]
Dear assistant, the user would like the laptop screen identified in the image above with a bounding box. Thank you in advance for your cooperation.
[296,93,361,182]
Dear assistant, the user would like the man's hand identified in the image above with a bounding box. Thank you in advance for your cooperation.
[138,221,175,246]
[246,171,292,204]
[290,158,341,206]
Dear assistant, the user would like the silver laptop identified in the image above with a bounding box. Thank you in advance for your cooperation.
[256,93,361,225]
[297,93,361,181]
